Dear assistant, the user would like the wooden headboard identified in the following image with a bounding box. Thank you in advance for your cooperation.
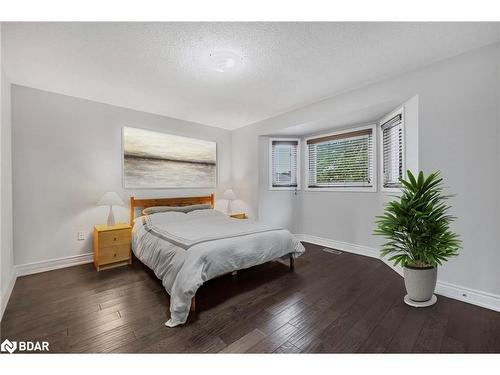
[129,194,215,226]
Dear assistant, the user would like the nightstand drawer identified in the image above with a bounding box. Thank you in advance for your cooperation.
[93,223,132,271]
[99,229,131,247]
[99,244,130,265]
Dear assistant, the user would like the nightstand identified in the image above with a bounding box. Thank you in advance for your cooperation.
[93,223,132,271]
[229,212,247,219]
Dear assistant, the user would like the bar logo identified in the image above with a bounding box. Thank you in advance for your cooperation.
[1,339,49,353]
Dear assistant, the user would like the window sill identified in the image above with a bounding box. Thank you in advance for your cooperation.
[381,187,402,194]
[269,186,299,191]
[305,186,377,193]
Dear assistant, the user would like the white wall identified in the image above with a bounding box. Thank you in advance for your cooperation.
[257,136,302,233]
[232,42,500,297]
[231,125,259,218]
[252,96,418,252]
[1,23,16,319]
[301,96,419,249]
[11,85,232,265]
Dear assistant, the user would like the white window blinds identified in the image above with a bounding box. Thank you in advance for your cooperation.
[381,114,403,188]
[271,140,299,188]
[307,128,374,188]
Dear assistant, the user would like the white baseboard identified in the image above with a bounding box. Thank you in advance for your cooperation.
[1,253,93,320]
[294,234,379,259]
[295,233,500,313]
[1,272,17,321]
[15,252,94,277]
[435,281,500,312]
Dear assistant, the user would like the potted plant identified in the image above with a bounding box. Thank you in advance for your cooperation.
[374,170,461,306]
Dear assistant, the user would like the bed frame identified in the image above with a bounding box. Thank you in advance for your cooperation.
[129,193,295,314]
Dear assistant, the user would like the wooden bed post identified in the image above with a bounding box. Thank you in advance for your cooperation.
[190,297,196,312]
[210,193,215,208]
[290,255,295,271]
[129,196,135,226]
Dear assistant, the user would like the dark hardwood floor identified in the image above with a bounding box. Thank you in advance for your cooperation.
[1,242,499,353]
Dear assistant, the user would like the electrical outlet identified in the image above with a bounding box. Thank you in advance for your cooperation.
[77,231,85,241]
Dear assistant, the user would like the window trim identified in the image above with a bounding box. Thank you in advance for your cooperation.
[379,107,405,193]
[304,124,377,193]
[269,137,301,191]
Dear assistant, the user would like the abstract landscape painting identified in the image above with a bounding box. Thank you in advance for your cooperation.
[123,127,217,188]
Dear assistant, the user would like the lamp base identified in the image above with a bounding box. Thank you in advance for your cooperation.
[107,206,115,226]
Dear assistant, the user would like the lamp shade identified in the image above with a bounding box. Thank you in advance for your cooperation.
[223,189,236,201]
[97,192,124,206]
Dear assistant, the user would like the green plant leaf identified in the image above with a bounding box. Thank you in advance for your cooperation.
[374,170,461,268]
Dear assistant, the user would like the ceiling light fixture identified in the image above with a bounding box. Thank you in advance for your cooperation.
[208,50,243,73]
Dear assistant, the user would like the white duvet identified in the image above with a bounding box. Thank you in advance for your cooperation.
[132,209,305,327]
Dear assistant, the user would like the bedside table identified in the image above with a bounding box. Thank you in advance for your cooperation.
[229,212,247,219]
[93,223,132,271]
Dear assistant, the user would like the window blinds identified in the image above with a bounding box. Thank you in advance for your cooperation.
[271,140,298,188]
[307,128,374,188]
[381,114,403,188]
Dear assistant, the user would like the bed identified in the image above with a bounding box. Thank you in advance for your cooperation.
[129,194,305,327]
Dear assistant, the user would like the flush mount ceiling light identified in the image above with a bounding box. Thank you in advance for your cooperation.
[208,50,244,73]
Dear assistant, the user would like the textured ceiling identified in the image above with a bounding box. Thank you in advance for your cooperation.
[3,22,499,129]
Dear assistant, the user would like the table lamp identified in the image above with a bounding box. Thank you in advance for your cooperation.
[223,189,236,214]
[97,191,124,226]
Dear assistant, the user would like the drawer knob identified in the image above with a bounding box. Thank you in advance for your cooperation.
[113,253,117,257]
[114,237,117,241]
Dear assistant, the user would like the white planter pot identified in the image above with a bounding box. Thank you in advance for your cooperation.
[403,266,437,302]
